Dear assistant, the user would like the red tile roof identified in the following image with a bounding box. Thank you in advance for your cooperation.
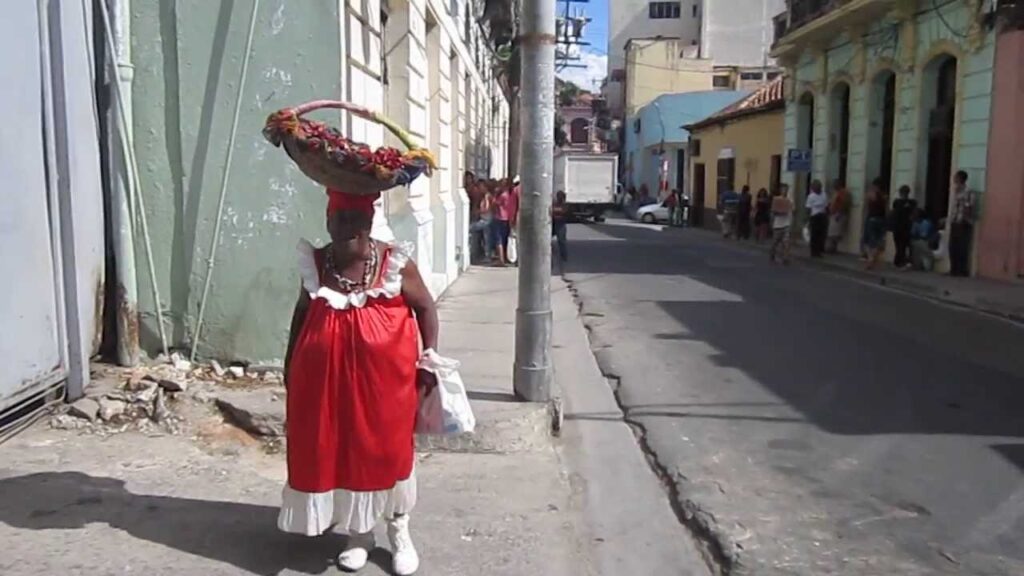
[684,76,785,131]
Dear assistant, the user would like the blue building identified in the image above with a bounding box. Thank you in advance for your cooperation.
[624,91,747,198]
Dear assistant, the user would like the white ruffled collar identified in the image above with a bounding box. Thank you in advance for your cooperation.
[296,239,411,310]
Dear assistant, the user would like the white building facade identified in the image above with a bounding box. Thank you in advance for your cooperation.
[349,0,511,296]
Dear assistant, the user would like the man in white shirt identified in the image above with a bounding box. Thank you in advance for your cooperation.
[805,179,829,258]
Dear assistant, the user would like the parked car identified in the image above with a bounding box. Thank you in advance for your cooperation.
[636,200,671,224]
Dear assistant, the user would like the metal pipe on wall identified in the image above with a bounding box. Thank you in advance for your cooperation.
[99,0,170,361]
[513,0,555,402]
[103,0,140,366]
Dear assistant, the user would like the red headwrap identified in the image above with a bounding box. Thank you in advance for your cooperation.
[326,188,379,217]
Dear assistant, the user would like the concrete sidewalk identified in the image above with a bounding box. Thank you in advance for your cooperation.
[0,268,595,576]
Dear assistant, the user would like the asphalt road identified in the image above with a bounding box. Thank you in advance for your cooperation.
[562,219,1024,576]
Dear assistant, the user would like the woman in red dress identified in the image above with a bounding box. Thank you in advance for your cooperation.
[278,189,437,575]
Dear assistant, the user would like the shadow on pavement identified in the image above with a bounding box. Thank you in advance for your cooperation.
[565,221,1024,440]
[992,444,1024,473]
[0,471,377,576]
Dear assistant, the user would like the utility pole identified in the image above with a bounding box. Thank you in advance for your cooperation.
[513,0,556,402]
[555,0,591,72]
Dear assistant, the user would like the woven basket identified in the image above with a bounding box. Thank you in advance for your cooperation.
[263,100,436,195]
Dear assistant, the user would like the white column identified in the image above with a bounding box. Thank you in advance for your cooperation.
[346,0,394,241]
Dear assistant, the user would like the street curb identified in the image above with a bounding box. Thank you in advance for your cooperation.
[562,272,739,576]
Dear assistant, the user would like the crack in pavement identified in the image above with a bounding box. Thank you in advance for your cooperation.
[563,277,736,576]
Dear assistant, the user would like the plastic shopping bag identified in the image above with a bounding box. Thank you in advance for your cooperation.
[506,234,518,264]
[415,350,476,435]
[802,224,811,244]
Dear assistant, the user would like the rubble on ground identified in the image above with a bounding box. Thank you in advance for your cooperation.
[214,389,286,437]
[50,354,285,442]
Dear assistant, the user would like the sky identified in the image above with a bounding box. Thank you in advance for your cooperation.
[555,0,609,92]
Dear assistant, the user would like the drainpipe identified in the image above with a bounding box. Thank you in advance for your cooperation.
[106,0,140,367]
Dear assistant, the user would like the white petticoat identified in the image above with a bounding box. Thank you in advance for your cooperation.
[278,468,417,536]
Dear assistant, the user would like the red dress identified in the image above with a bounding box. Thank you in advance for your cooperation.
[278,240,420,536]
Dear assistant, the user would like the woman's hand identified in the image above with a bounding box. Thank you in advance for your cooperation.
[416,369,438,393]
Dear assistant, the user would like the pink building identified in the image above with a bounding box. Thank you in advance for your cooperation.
[979,11,1024,281]
[559,99,604,152]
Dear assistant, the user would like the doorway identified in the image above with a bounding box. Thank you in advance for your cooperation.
[693,163,706,227]
[829,82,851,187]
[797,92,815,197]
[922,55,957,220]
[877,72,897,191]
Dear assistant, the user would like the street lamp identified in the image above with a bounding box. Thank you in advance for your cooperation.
[651,101,668,196]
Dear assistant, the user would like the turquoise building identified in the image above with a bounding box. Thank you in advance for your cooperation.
[623,91,747,197]
[771,0,996,263]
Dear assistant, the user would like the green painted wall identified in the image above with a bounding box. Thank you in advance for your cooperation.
[131,1,344,362]
[782,1,995,253]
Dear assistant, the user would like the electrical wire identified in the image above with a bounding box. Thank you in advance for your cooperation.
[930,0,970,38]
[190,0,261,362]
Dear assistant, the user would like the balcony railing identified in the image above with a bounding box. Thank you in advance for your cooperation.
[774,0,849,44]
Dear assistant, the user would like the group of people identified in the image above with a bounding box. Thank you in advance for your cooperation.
[802,170,976,274]
[717,170,977,276]
[719,185,777,241]
[466,172,520,266]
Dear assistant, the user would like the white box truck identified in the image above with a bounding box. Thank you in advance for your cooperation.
[552,152,619,222]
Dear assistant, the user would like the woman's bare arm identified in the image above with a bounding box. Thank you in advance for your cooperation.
[284,286,311,388]
[400,260,439,351]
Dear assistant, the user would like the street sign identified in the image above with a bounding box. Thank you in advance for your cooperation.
[787,148,812,172]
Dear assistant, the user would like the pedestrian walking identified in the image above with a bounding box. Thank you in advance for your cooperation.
[769,185,794,264]
[552,189,569,263]
[863,181,888,270]
[281,188,440,576]
[754,188,771,242]
[674,188,688,227]
[891,185,917,269]
[948,170,976,277]
[805,179,829,257]
[826,179,851,253]
[665,190,679,227]
[737,185,753,240]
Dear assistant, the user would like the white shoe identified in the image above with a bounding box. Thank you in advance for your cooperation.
[387,514,419,575]
[338,533,372,572]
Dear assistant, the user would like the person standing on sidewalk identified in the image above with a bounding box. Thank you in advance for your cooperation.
[949,170,976,277]
[826,179,851,253]
[769,185,794,264]
[280,189,439,576]
[552,190,569,263]
[491,179,520,266]
[863,181,889,270]
[737,185,753,240]
[910,208,936,271]
[468,180,495,263]
[719,186,740,238]
[805,179,829,258]
[891,185,917,269]
[754,188,771,242]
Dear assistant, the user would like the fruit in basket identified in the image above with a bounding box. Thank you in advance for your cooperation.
[263,105,437,192]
